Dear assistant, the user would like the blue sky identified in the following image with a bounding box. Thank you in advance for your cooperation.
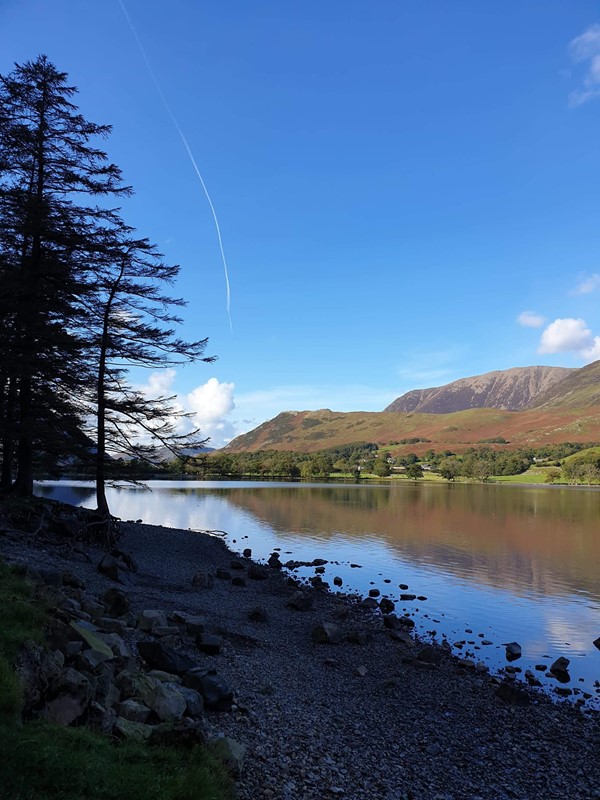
[2,1,600,445]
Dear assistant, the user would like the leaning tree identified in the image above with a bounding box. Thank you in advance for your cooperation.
[86,223,214,516]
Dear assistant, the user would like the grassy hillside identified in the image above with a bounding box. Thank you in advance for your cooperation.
[225,406,600,454]
[530,360,600,409]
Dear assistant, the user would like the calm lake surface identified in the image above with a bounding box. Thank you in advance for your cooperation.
[36,479,600,705]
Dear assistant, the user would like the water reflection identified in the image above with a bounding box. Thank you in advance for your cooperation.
[36,480,600,701]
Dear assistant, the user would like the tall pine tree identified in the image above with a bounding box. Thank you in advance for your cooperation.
[0,55,128,495]
[0,56,214,510]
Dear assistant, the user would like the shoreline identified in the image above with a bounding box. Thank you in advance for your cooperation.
[2,515,600,798]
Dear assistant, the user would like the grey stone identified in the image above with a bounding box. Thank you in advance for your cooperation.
[116,698,151,723]
[208,737,246,778]
[192,570,214,589]
[102,587,130,617]
[136,641,197,675]
[87,701,116,734]
[69,622,114,659]
[196,633,223,655]
[247,564,268,580]
[505,641,522,661]
[42,668,93,725]
[170,684,203,718]
[379,598,395,614]
[152,626,180,637]
[148,670,182,683]
[495,683,530,706]
[182,668,233,711]
[97,554,130,584]
[416,645,441,666]
[97,617,127,635]
[137,609,168,631]
[287,591,313,611]
[135,674,186,721]
[114,717,153,741]
[312,622,343,644]
[248,606,268,622]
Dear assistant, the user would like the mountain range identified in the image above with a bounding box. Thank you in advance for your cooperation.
[225,361,600,453]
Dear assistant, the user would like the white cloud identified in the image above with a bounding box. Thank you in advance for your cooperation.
[571,273,600,295]
[568,24,600,106]
[517,310,545,328]
[133,371,236,447]
[138,368,178,397]
[569,23,600,62]
[185,378,236,444]
[538,317,600,360]
[186,377,235,424]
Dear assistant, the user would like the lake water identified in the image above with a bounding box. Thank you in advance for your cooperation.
[36,479,600,706]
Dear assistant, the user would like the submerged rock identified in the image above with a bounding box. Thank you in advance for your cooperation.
[550,657,571,683]
[505,642,522,661]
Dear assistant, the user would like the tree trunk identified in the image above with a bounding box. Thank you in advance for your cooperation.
[0,376,18,489]
[13,375,33,496]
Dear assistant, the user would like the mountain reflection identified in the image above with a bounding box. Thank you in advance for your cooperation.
[217,483,600,601]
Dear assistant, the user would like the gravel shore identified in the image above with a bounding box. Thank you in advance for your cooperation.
[2,518,600,800]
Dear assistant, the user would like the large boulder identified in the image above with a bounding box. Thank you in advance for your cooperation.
[136,641,197,675]
[15,641,64,716]
[137,610,168,631]
[116,699,151,724]
[182,668,233,711]
[133,673,186,722]
[69,622,114,659]
[97,554,130,584]
[114,717,153,741]
[41,668,94,725]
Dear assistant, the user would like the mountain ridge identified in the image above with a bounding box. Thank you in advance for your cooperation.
[225,361,600,453]
[384,365,573,414]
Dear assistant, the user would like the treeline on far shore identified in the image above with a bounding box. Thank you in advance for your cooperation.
[61,440,600,485]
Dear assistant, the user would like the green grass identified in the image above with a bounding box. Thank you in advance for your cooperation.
[0,720,232,800]
[490,470,551,484]
[0,560,233,800]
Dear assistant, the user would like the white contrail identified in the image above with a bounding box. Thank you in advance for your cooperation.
[117,0,232,331]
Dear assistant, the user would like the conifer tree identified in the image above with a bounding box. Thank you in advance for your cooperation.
[0,55,128,495]
[88,226,214,516]
[0,56,214,512]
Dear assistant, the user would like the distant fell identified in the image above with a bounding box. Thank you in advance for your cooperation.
[384,366,573,414]
[529,360,600,409]
[224,405,600,454]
